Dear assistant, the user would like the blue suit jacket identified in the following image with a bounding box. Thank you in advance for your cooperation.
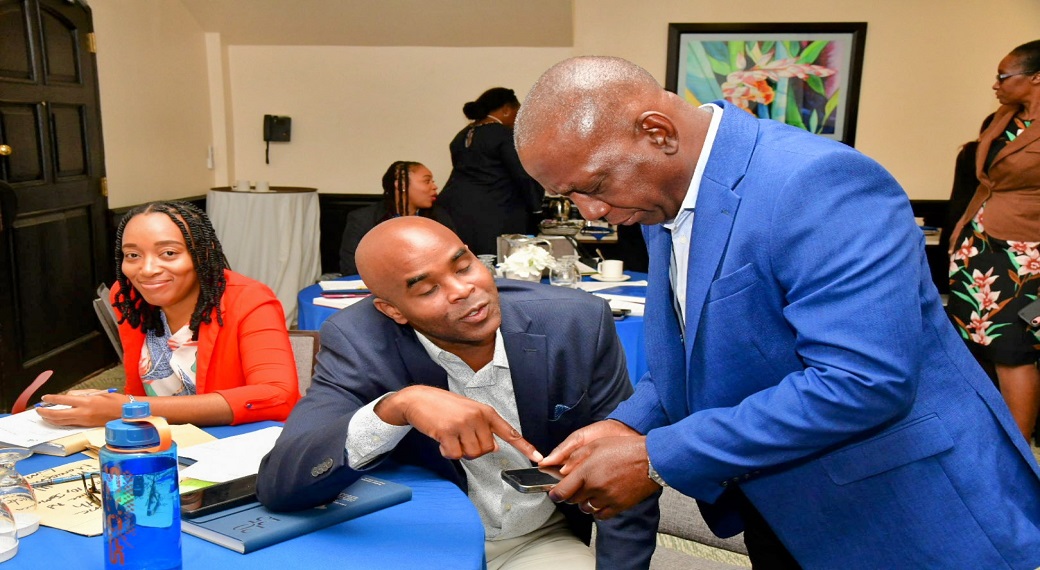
[258,280,658,568]
[609,102,1040,568]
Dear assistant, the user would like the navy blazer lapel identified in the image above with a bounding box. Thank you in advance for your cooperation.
[396,331,449,389]
[500,304,551,452]
[643,224,689,421]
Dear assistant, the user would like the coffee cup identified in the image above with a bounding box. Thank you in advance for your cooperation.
[598,259,624,280]
[255,180,270,192]
[233,179,250,192]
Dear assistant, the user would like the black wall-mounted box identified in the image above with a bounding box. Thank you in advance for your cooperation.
[263,115,291,142]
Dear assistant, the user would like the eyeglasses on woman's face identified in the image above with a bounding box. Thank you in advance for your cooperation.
[996,70,1038,83]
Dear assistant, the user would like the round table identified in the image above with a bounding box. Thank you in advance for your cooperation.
[16,422,486,569]
[297,273,649,383]
[207,187,321,327]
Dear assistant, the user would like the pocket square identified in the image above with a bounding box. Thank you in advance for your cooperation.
[551,391,588,421]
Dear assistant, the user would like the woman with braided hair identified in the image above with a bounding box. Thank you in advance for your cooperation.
[338,160,455,275]
[38,201,299,426]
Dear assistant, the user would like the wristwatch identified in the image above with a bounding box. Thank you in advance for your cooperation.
[648,457,668,488]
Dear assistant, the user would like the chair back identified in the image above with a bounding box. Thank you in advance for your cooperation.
[288,330,320,396]
[93,283,123,360]
[10,370,53,414]
[649,487,749,569]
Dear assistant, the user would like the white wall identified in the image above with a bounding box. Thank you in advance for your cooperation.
[90,0,215,208]
[572,0,1040,200]
[226,46,572,194]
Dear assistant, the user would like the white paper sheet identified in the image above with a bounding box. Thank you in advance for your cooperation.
[313,296,369,310]
[0,408,94,447]
[576,280,648,293]
[178,426,282,483]
[319,280,367,291]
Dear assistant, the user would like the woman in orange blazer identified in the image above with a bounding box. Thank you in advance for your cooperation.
[948,39,1040,441]
[39,201,299,426]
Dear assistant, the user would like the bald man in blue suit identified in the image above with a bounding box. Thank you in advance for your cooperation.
[516,56,1040,569]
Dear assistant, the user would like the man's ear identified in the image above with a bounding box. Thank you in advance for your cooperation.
[373,298,408,325]
[638,112,679,155]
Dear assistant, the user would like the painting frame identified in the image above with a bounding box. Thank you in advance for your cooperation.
[666,22,867,146]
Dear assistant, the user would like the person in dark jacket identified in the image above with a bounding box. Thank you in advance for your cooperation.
[438,88,544,255]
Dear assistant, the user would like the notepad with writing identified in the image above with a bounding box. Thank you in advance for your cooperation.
[181,475,411,553]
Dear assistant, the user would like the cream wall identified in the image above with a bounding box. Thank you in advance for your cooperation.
[90,0,214,208]
[89,0,1040,206]
[573,0,1040,200]
[226,46,572,194]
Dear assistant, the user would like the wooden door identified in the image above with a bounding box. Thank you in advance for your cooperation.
[0,0,113,410]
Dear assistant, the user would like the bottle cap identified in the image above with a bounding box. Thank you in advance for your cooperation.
[122,401,151,419]
[105,402,160,448]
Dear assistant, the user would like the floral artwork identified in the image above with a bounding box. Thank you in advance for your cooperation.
[666,23,867,146]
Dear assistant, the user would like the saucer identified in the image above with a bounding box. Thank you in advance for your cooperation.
[590,274,630,282]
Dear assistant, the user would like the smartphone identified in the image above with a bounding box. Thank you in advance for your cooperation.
[501,466,563,493]
[611,308,631,320]
[180,474,258,519]
[1019,298,1040,328]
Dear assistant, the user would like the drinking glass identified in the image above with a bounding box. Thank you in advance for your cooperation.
[0,502,17,563]
[549,256,580,288]
[0,447,39,539]
[0,448,35,516]
[477,254,499,277]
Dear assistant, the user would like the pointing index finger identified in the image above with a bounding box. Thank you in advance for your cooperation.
[489,414,543,463]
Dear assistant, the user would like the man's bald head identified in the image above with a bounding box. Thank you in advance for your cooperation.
[355,216,501,350]
[515,56,665,150]
[514,56,707,226]
[356,216,463,301]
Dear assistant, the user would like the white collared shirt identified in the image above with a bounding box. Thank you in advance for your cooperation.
[661,103,724,332]
[345,329,554,541]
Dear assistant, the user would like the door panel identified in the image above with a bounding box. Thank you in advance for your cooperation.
[12,208,96,362]
[0,103,46,183]
[0,0,112,410]
[49,103,86,178]
[39,4,79,85]
[0,1,33,83]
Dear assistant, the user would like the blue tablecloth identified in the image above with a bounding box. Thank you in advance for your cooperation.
[297,273,649,383]
[15,422,485,569]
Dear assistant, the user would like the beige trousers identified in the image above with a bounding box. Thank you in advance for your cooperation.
[485,511,595,570]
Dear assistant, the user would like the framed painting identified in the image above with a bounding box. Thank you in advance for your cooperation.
[666,22,867,146]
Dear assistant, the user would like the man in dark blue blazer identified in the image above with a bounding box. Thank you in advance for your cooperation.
[258,217,658,569]
[514,56,1040,569]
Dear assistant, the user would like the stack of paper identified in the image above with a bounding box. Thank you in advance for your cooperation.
[314,296,370,310]
[178,426,282,483]
[318,279,367,292]
[0,408,95,456]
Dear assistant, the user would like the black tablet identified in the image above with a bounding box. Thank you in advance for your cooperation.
[180,474,258,519]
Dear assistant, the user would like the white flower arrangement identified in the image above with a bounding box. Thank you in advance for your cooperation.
[500,244,557,280]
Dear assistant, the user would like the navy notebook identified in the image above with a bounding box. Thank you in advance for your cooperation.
[181,476,412,553]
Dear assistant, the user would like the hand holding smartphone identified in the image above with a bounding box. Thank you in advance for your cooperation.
[501,466,563,493]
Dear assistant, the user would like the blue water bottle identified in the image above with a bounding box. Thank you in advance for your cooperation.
[100,402,181,570]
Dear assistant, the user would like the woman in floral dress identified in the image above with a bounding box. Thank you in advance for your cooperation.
[948,40,1040,440]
